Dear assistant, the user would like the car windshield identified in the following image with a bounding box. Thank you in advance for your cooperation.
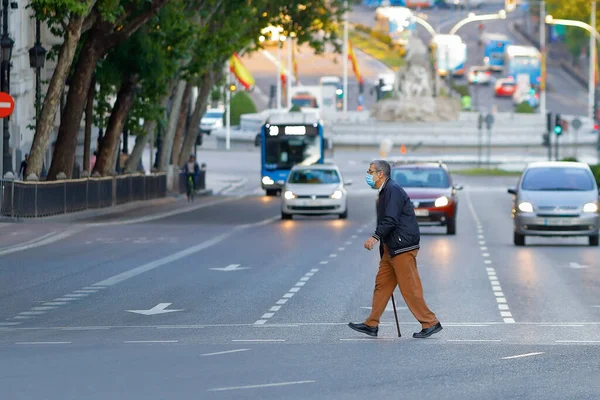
[391,168,450,188]
[288,169,340,184]
[204,111,223,118]
[292,98,315,107]
[521,167,595,191]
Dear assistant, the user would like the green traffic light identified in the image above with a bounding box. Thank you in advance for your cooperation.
[554,126,562,135]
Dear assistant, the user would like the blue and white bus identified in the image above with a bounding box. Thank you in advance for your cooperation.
[431,34,467,77]
[256,112,327,196]
[505,45,541,87]
[374,6,416,46]
[481,32,512,71]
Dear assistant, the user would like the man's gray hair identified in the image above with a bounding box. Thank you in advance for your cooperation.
[371,160,391,177]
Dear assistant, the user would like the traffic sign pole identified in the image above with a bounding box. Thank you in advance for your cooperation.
[485,113,494,168]
[0,92,14,179]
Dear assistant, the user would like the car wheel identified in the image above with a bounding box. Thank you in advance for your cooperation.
[514,232,525,246]
[446,217,456,235]
[281,212,292,220]
[339,209,348,219]
[266,189,278,196]
[589,235,599,246]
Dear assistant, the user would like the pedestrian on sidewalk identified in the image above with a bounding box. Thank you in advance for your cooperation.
[348,160,442,339]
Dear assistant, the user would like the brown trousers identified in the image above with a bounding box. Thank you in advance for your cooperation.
[365,245,438,329]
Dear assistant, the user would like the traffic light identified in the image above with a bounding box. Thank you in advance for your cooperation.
[554,114,563,135]
[229,83,236,92]
[505,0,516,12]
[546,112,552,132]
[542,133,550,147]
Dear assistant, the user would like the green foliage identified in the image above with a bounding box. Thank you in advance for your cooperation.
[515,102,535,113]
[590,164,600,186]
[564,27,587,61]
[224,91,257,126]
[561,157,578,162]
[451,83,470,98]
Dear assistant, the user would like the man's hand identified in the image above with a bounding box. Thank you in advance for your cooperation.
[364,237,378,251]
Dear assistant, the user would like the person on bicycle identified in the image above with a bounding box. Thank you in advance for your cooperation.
[183,155,200,200]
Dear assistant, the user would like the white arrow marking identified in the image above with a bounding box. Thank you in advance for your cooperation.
[126,303,183,315]
[210,264,249,271]
[569,262,589,269]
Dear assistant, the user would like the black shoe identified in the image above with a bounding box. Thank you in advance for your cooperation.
[348,322,378,337]
[413,322,443,339]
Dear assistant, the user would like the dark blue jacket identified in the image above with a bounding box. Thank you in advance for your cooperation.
[371,178,420,258]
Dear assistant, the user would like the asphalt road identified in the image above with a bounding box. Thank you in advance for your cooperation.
[1,148,599,399]
[349,4,589,116]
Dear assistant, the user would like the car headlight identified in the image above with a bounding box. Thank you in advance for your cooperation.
[518,202,534,213]
[284,190,296,200]
[434,196,449,207]
[583,202,598,213]
[330,190,343,200]
[262,176,274,185]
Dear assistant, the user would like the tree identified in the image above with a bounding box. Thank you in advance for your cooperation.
[226,91,257,126]
[26,0,98,179]
[46,0,171,180]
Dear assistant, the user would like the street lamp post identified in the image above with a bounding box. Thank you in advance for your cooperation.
[29,17,47,133]
[448,10,507,35]
[0,0,14,177]
[539,0,546,116]
[591,0,596,121]
[545,15,600,120]
[343,0,348,114]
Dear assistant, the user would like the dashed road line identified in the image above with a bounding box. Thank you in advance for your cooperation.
[16,341,71,345]
[201,349,250,357]
[124,340,178,344]
[207,380,315,392]
[501,352,544,360]
[254,269,319,325]
[466,189,515,324]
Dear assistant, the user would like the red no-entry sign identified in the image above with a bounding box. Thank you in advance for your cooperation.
[0,92,15,118]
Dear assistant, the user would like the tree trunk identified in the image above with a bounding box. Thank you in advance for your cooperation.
[25,12,91,179]
[47,30,104,180]
[124,119,155,174]
[124,80,177,173]
[83,75,95,174]
[158,80,186,171]
[178,72,216,165]
[93,74,138,176]
[172,82,192,166]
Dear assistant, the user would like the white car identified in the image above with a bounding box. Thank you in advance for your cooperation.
[281,164,351,220]
[200,108,224,134]
[468,66,491,85]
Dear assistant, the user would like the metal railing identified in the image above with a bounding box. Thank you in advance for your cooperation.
[0,173,167,218]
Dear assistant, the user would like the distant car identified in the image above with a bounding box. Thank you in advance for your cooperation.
[200,108,224,134]
[281,164,351,220]
[291,92,319,108]
[468,66,491,85]
[391,162,463,235]
[508,161,600,246]
[494,78,516,97]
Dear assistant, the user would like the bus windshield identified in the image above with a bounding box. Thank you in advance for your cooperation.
[265,135,322,169]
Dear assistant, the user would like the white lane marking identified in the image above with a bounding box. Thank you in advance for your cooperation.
[83,286,106,290]
[283,293,294,298]
[466,190,514,324]
[447,339,501,342]
[12,316,31,319]
[30,306,56,311]
[201,349,250,357]
[210,264,249,271]
[329,254,337,257]
[208,380,315,392]
[232,339,285,342]
[73,290,98,293]
[261,313,275,319]
[340,338,393,341]
[311,269,319,272]
[276,299,288,305]
[0,227,84,257]
[569,262,589,269]
[0,322,21,326]
[269,306,281,312]
[43,302,67,306]
[61,327,110,331]
[92,217,277,287]
[352,235,358,239]
[320,261,328,264]
[289,287,300,293]
[54,298,78,301]
[540,324,584,327]
[124,340,178,343]
[555,340,600,343]
[64,294,89,297]
[16,342,71,345]
[501,352,544,360]
[86,195,245,226]
[338,247,345,251]
[305,272,315,277]
[345,241,352,245]
[254,320,267,325]
[300,277,310,281]
[18,311,45,315]
[295,282,306,287]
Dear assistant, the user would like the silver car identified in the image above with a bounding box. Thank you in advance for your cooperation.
[281,164,351,220]
[508,161,600,246]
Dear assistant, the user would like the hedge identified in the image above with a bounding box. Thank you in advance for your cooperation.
[223,91,257,126]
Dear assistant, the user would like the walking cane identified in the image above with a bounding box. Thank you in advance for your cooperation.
[391,293,401,337]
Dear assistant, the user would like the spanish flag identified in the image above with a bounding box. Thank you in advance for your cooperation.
[229,53,255,90]
[348,40,363,84]
[292,42,298,83]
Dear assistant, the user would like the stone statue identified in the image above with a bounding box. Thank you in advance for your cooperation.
[370,36,460,122]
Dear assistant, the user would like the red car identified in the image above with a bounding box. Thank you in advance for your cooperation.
[494,78,516,97]
[391,162,463,235]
